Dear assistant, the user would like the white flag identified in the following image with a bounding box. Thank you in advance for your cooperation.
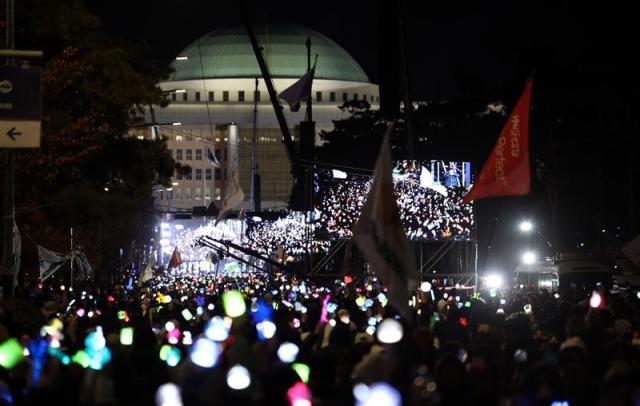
[38,246,69,281]
[216,166,244,225]
[277,67,314,112]
[352,125,417,319]
[73,250,93,281]
[138,251,155,285]
[420,166,447,196]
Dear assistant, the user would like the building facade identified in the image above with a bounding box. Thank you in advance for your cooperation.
[149,25,379,211]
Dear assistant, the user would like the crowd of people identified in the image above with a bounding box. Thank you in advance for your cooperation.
[313,168,473,240]
[1,257,640,406]
[245,212,331,260]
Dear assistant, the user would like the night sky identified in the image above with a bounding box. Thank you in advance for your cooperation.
[87,0,639,270]
[87,0,540,100]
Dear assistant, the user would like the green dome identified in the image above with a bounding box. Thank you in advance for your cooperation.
[169,25,369,83]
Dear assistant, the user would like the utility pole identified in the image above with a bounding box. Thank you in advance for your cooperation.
[1,0,43,298]
[397,0,415,159]
[305,37,313,123]
[0,0,15,298]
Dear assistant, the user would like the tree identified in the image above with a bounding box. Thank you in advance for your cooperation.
[14,0,175,283]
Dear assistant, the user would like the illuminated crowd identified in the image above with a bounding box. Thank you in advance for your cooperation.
[2,257,640,406]
[246,212,331,259]
[313,169,473,241]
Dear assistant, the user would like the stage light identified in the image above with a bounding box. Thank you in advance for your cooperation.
[522,251,536,265]
[484,273,503,289]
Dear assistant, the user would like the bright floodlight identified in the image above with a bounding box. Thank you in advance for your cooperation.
[484,274,503,289]
[226,365,251,390]
[519,220,534,233]
[521,251,536,265]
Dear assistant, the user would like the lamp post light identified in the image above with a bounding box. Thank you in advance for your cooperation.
[519,220,534,233]
[521,251,536,265]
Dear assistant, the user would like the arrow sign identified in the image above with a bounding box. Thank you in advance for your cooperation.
[6,126,21,141]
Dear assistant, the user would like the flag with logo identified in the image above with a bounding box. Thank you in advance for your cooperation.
[277,60,316,112]
[167,246,182,269]
[463,80,533,204]
[352,124,417,319]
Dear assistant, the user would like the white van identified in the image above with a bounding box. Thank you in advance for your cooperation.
[554,254,614,293]
[513,260,559,292]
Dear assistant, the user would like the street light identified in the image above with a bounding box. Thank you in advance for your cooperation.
[519,220,534,233]
[521,251,536,265]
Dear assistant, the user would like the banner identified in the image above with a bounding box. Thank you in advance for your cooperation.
[463,80,533,203]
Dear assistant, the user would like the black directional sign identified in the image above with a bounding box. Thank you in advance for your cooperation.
[0,65,42,148]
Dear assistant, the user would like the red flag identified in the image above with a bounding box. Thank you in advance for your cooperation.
[463,80,533,204]
[168,246,183,269]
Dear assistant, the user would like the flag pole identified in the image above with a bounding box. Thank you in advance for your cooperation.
[70,227,74,290]
[250,77,258,211]
[305,37,312,122]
